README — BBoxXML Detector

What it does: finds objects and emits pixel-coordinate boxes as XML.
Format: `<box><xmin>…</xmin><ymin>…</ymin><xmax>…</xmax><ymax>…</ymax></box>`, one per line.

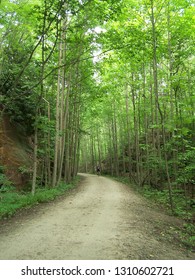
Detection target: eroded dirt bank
<box><xmin>0</xmin><ymin>174</ymin><xmax>194</xmax><ymax>260</ymax></box>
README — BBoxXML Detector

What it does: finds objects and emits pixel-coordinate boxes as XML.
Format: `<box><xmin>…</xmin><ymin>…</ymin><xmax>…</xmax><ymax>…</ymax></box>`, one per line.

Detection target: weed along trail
<box><xmin>0</xmin><ymin>174</ymin><xmax>194</xmax><ymax>260</ymax></box>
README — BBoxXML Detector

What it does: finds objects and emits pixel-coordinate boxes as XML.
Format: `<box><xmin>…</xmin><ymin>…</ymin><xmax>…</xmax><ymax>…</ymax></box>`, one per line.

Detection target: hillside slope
<box><xmin>0</xmin><ymin>115</ymin><xmax>33</xmax><ymax>190</ymax></box>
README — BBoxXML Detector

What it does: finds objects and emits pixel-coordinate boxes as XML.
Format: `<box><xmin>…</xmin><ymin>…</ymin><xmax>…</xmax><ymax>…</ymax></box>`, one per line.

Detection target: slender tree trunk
<box><xmin>125</xmin><ymin>83</ymin><xmax>133</xmax><ymax>180</ymax></box>
<box><xmin>151</xmin><ymin>0</ymin><xmax>161</xmax><ymax>158</ymax></box>
<box><xmin>52</xmin><ymin>20</ymin><xmax>64</xmax><ymax>187</ymax></box>
<box><xmin>112</xmin><ymin>103</ymin><xmax>119</xmax><ymax>176</ymax></box>
<box><xmin>91</xmin><ymin>134</ymin><xmax>95</xmax><ymax>173</ymax></box>
<box><xmin>97</xmin><ymin>128</ymin><xmax>102</xmax><ymax>169</ymax></box>
<box><xmin>32</xmin><ymin>116</ymin><xmax>38</xmax><ymax>195</ymax></box>
<box><xmin>161</xmin><ymin>119</ymin><xmax>174</xmax><ymax>212</ymax></box>
<box><xmin>64</xmin><ymin>115</ymin><xmax>70</xmax><ymax>183</ymax></box>
<box><xmin>57</xmin><ymin>70</ymin><xmax>70</xmax><ymax>185</ymax></box>
<box><xmin>131</xmin><ymin>74</ymin><xmax>141</xmax><ymax>185</ymax></box>
<box><xmin>142</xmin><ymin>62</ymin><xmax>150</xmax><ymax>183</ymax></box>
<box><xmin>31</xmin><ymin>2</ymin><xmax>47</xmax><ymax>193</ymax></box>
<box><xmin>43</xmin><ymin>97</ymin><xmax>51</xmax><ymax>186</ymax></box>
<box><xmin>108</xmin><ymin>124</ymin><xmax>114</xmax><ymax>176</ymax></box>
<box><xmin>72</xmin><ymin>96</ymin><xmax>81</xmax><ymax>178</ymax></box>
<box><xmin>167</xmin><ymin>1</ymin><xmax>178</xmax><ymax>181</ymax></box>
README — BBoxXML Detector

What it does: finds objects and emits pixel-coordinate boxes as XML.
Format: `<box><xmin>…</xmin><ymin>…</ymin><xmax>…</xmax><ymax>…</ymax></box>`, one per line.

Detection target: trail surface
<box><xmin>0</xmin><ymin>174</ymin><xmax>194</xmax><ymax>260</ymax></box>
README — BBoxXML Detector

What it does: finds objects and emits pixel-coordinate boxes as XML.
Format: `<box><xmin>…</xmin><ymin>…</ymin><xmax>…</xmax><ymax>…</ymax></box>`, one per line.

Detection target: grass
<box><xmin>0</xmin><ymin>177</ymin><xmax>79</xmax><ymax>219</ymax></box>
<box><xmin>109</xmin><ymin>175</ymin><xmax>195</xmax><ymax>250</ymax></box>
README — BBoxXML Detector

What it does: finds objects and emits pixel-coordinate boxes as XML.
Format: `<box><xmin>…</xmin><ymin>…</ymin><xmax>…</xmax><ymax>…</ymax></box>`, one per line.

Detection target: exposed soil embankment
<box><xmin>0</xmin><ymin>115</ymin><xmax>33</xmax><ymax>189</ymax></box>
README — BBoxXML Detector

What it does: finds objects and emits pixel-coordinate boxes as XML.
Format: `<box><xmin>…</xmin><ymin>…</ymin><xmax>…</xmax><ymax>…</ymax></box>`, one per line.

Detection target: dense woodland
<box><xmin>0</xmin><ymin>0</ymin><xmax>195</xmax><ymax>213</ymax></box>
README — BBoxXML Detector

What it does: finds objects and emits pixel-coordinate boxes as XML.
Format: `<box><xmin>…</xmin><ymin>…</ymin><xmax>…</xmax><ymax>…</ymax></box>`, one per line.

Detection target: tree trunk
<box><xmin>52</xmin><ymin>19</ymin><xmax>64</xmax><ymax>187</ymax></box>
<box><xmin>125</xmin><ymin>83</ymin><xmax>133</xmax><ymax>180</ymax></box>
<box><xmin>150</xmin><ymin>0</ymin><xmax>161</xmax><ymax>158</ymax></box>
<box><xmin>131</xmin><ymin>73</ymin><xmax>141</xmax><ymax>185</ymax></box>
<box><xmin>31</xmin><ymin>119</ymin><xmax>38</xmax><ymax>195</ymax></box>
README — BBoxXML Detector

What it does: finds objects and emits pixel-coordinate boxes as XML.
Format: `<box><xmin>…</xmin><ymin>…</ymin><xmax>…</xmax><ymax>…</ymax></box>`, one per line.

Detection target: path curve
<box><xmin>0</xmin><ymin>174</ymin><xmax>194</xmax><ymax>260</ymax></box>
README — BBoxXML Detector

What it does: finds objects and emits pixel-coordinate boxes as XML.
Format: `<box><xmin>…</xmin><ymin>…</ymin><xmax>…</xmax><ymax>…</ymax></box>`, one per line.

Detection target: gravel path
<box><xmin>0</xmin><ymin>174</ymin><xmax>194</xmax><ymax>260</ymax></box>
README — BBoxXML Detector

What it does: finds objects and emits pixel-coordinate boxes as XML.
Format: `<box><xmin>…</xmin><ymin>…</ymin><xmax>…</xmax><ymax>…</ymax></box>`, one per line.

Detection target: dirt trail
<box><xmin>0</xmin><ymin>174</ymin><xmax>194</xmax><ymax>260</ymax></box>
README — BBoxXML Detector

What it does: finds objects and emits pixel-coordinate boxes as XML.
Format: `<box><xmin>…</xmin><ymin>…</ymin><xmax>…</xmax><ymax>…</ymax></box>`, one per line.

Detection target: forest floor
<box><xmin>0</xmin><ymin>174</ymin><xmax>194</xmax><ymax>260</ymax></box>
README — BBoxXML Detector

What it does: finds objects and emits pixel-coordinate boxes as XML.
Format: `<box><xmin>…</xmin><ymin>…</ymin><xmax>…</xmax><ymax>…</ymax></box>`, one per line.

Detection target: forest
<box><xmin>0</xmin><ymin>0</ymin><xmax>194</xmax><ymax>222</ymax></box>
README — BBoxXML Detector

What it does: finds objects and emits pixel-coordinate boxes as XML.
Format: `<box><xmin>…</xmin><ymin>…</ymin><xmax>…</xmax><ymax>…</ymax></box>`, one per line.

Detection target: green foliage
<box><xmin>0</xmin><ymin>180</ymin><xmax>77</xmax><ymax>219</ymax></box>
<box><xmin>0</xmin><ymin>167</ymin><xmax>14</xmax><ymax>191</ymax></box>
<box><xmin>1</xmin><ymin>0</ymin><xmax>195</xmax><ymax>209</ymax></box>
<box><xmin>180</xmin><ymin>223</ymin><xmax>195</xmax><ymax>248</ymax></box>
<box><xmin>142</xmin><ymin>186</ymin><xmax>194</xmax><ymax>218</ymax></box>
<box><xmin>140</xmin><ymin>188</ymin><xmax>195</xmax><ymax>248</ymax></box>
<box><xmin>18</xmin><ymin>165</ymin><xmax>30</xmax><ymax>174</ymax></box>
<box><xmin>177</xmin><ymin>147</ymin><xmax>195</xmax><ymax>185</ymax></box>
<box><xmin>111</xmin><ymin>176</ymin><xmax>195</xmax><ymax>249</ymax></box>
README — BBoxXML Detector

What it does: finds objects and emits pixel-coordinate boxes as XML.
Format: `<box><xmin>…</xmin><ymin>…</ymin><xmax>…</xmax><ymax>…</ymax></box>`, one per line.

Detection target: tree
<box><xmin>1</xmin><ymin>0</ymin><xmax>194</xmax><ymax>214</ymax></box>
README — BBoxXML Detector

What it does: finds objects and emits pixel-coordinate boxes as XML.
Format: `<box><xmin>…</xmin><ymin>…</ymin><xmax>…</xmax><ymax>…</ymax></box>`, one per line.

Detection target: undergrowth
<box><xmin>111</xmin><ymin>176</ymin><xmax>195</xmax><ymax>250</ymax></box>
<box><xmin>0</xmin><ymin>177</ymin><xmax>79</xmax><ymax>219</ymax></box>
